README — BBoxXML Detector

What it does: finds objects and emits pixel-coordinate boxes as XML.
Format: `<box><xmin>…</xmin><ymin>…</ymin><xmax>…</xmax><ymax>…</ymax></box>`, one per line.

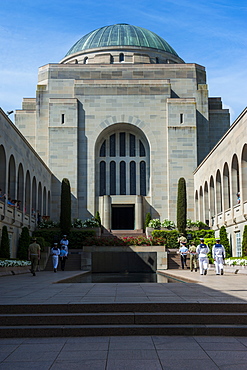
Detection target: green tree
<box><xmin>145</xmin><ymin>212</ymin><xmax>151</xmax><ymax>228</ymax></box>
<box><xmin>0</xmin><ymin>226</ymin><xmax>10</xmax><ymax>258</ymax></box>
<box><xmin>177</xmin><ymin>177</ymin><xmax>187</xmax><ymax>234</ymax></box>
<box><xmin>60</xmin><ymin>178</ymin><xmax>71</xmax><ymax>235</ymax></box>
<box><xmin>242</xmin><ymin>225</ymin><xmax>247</xmax><ymax>256</ymax></box>
<box><xmin>219</xmin><ymin>225</ymin><xmax>231</xmax><ymax>258</ymax></box>
<box><xmin>95</xmin><ymin>211</ymin><xmax>101</xmax><ymax>227</ymax></box>
<box><xmin>17</xmin><ymin>227</ymin><xmax>30</xmax><ymax>260</ymax></box>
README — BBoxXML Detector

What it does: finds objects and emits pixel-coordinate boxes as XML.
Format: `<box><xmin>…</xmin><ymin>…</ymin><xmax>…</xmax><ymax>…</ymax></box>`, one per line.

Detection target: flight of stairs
<box><xmin>1</xmin><ymin>302</ymin><xmax>247</xmax><ymax>337</ymax></box>
<box><xmin>45</xmin><ymin>252</ymin><xmax>81</xmax><ymax>271</ymax></box>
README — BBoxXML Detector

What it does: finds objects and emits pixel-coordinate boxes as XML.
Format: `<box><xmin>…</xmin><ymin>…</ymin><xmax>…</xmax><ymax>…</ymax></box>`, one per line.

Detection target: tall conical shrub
<box><xmin>60</xmin><ymin>178</ymin><xmax>71</xmax><ymax>235</ymax></box>
<box><xmin>177</xmin><ymin>177</ymin><xmax>187</xmax><ymax>234</ymax></box>
<box><xmin>0</xmin><ymin>226</ymin><xmax>10</xmax><ymax>258</ymax></box>
<box><xmin>145</xmin><ymin>212</ymin><xmax>151</xmax><ymax>228</ymax></box>
<box><xmin>242</xmin><ymin>225</ymin><xmax>247</xmax><ymax>256</ymax></box>
<box><xmin>95</xmin><ymin>211</ymin><xmax>101</xmax><ymax>227</ymax></box>
<box><xmin>17</xmin><ymin>227</ymin><xmax>30</xmax><ymax>260</ymax></box>
<box><xmin>219</xmin><ymin>225</ymin><xmax>231</xmax><ymax>258</ymax></box>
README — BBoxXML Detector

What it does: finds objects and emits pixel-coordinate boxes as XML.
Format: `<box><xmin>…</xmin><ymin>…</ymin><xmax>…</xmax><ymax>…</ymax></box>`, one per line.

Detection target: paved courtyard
<box><xmin>0</xmin><ymin>268</ymin><xmax>247</xmax><ymax>369</ymax></box>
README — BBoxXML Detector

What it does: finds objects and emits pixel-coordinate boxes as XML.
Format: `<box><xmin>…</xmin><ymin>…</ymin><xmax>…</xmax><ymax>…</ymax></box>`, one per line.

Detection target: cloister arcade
<box><xmin>194</xmin><ymin>108</ymin><xmax>247</xmax><ymax>256</ymax></box>
<box><xmin>0</xmin><ymin>109</ymin><xmax>53</xmax><ymax>257</ymax></box>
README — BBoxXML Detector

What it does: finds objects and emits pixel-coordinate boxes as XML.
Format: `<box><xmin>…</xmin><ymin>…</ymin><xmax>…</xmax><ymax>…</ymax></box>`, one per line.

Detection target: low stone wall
<box><xmin>82</xmin><ymin>246</ymin><xmax>167</xmax><ymax>272</ymax></box>
<box><xmin>0</xmin><ymin>266</ymin><xmax>31</xmax><ymax>277</ymax></box>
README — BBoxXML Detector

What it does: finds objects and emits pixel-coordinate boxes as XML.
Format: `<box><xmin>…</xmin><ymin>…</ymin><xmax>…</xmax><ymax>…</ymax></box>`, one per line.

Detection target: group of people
<box><xmin>28</xmin><ymin>235</ymin><xmax>69</xmax><ymax>276</ymax></box>
<box><xmin>178</xmin><ymin>234</ymin><xmax>226</xmax><ymax>276</ymax></box>
<box><xmin>50</xmin><ymin>235</ymin><xmax>69</xmax><ymax>272</ymax></box>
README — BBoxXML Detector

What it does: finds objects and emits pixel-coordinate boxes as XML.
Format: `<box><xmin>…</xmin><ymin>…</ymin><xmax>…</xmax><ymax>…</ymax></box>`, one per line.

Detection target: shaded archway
<box><xmin>8</xmin><ymin>155</ymin><xmax>16</xmax><ymax>199</ymax></box>
<box><xmin>17</xmin><ymin>164</ymin><xmax>24</xmax><ymax>210</ymax></box>
<box><xmin>241</xmin><ymin>144</ymin><xmax>247</xmax><ymax>203</ymax></box>
<box><xmin>25</xmin><ymin>171</ymin><xmax>31</xmax><ymax>214</ymax></box>
<box><xmin>0</xmin><ymin>145</ymin><xmax>7</xmax><ymax>195</ymax></box>
<box><xmin>216</xmin><ymin>170</ymin><xmax>222</xmax><ymax>214</ymax></box>
<box><xmin>210</xmin><ymin>176</ymin><xmax>215</xmax><ymax>217</ymax></box>
<box><xmin>223</xmin><ymin>162</ymin><xmax>230</xmax><ymax>210</ymax></box>
<box><xmin>231</xmin><ymin>154</ymin><xmax>240</xmax><ymax>205</ymax></box>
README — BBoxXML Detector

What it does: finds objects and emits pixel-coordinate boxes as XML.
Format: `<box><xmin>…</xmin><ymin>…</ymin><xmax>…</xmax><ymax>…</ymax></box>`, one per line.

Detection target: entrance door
<box><xmin>112</xmin><ymin>205</ymin><xmax>134</xmax><ymax>230</ymax></box>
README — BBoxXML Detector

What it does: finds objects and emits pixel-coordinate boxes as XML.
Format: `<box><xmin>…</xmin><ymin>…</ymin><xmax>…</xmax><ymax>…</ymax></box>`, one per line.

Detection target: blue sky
<box><xmin>0</xmin><ymin>0</ymin><xmax>246</xmax><ymax>122</ymax></box>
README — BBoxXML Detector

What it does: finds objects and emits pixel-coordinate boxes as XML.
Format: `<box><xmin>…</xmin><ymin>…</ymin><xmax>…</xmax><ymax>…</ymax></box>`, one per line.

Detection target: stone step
<box><xmin>1</xmin><ymin>324</ymin><xmax>247</xmax><ymax>338</ymax></box>
<box><xmin>2</xmin><ymin>312</ymin><xmax>247</xmax><ymax>326</ymax></box>
<box><xmin>1</xmin><ymin>302</ymin><xmax>247</xmax><ymax>337</ymax></box>
<box><xmin>1</xmin><ymin>302</ymin><xmax>247</xmax><ymax>314</ymax></box>
<box><xmin>45</xmin><ymin>253</ymin><xmax>81</xmax><ymax>271</ymax></box>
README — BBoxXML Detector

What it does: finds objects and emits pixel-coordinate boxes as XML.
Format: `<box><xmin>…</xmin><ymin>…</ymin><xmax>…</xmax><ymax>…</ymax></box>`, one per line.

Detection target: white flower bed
<box><xmin>0</xmin><ymin>260</ymin><xmax>31</xmax><ymax>267</ymax></box>
<box><xmin>225</xmin><ymin>258</ymin><xmax>247</xmax><ymax>266</ymax></box>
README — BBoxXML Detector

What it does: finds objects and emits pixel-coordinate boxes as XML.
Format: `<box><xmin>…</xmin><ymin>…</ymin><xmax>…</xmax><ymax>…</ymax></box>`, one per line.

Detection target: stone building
<box><xmin>0</xmin><ymin>109</ymin><xmax>53</xmax><ymax>257</ymax></box>
<box><xmin>15</xmin><ymin>23</ymin><xmax>230</xmax><ymax>231</ymax></box>
<box><xmin>194</xmin><ymin>107</ymin><xmax>247</xmax><ymax>256</ymax></box>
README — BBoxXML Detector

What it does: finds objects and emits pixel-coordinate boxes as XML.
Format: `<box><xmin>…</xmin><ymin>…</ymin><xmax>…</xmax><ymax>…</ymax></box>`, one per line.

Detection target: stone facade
<box><xmin>194</xmin><ymin>108</ymin><xmax>247</xmax><ymax>256</ymax></box>
<box><xmin>14</xmin><ymin>25</ymin><xmax>230</xmax><ymax>231</ymax></box>
<box><xmin>0</xmin><ymin>109</ymin><xmax>53</xmax><ymax>257</ymax></box>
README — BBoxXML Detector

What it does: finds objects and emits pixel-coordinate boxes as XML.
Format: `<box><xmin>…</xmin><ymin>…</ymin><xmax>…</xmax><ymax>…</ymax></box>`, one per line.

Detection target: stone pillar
<box><xmin>135</xmin><ymin>195</ymin><xmax>143</xmax><ymax>230</ymax></box>
<box><xmin>103</xmin><ymin>195</ymin><xmax>111</xmax><ymax>230</ymax></box>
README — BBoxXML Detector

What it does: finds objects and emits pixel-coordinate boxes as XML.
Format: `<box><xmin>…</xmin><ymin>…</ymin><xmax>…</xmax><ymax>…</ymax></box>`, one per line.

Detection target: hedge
<box><xmin>33</xmin><ymin>228</ymin><xmax>96</xmax><ymax>248</ymax></box>
<box><xmin>152</xmin><ymin>229</ymin><xmax>215</xmax><ymax>249</ymax></box>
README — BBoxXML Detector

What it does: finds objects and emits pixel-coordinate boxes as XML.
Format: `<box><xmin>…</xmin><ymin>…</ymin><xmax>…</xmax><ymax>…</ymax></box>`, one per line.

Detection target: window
<box><xmin>61</xmin><ymin>114</ymin><xmax>65</xmax><ymax>124</ymax></box>
<box><xmin>97</xmin><ymin>130</ymin><xmax>149</xmax><ymax>197</ymax></box>
<box><xmin>236</xmin><ymin>232</ymin><xmax>241</xmax><ymax>257</ymax></box>
<box><xmin>83</xmin><ymin>57</ymin><xmax>88</xmax><ymax>64</ymax></box>
<box><xmin>119</xmin><ymin>53</ymin><xmax>124</xmax><ymax>62</ymax></box>
<box><xmin>180</xmin><ymin>113</ymin><xmax>184</xmax><ymax>124</ymax></box>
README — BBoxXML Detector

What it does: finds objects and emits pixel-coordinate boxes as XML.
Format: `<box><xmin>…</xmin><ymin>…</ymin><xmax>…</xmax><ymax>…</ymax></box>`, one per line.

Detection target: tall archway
<box><xmin>43</xmin><ymin>187</ymin><xmax>47</xmax><ymax>215</ymax></box>
<box><xmin>32</xmin><ymin>177</ymin><xmax>37</xmax><ymax>215</ymax></box>
<box><xmin>0</xmin><ymin>145</ymin><xmax>7</xmax><ymax>195</ymax></box>
<box><xmin>96</xmin><ymin>123</ymin><xmax>150</xmax><ymax>197</ymax></box>
<box><xmin>25</xmin><ymin>171</ymin><xmax>31</xmax><ymax>214</ymax></box>
<box><xmin>210</xmin><ymin>176</ymin><xmax>215</xmax><ymax>217</ymax></box>
<box><xmin>8</xmin><ymin>155</ymin><xmax>16</xmax><ymax>199</ymax></box>
<box><xmin>241</xmin><ymin>144</ymin><xmax>247</xmax><ymax>203</ymax></box>
<box><xmin>195</xmin><ymin>190</ymin><xmax>199</xmax><ymax>221</ymax></box>
<box><xmin>204</xmin><ymin>182</ymin><xmax>209</xmax><ymax>225</ymax></box>
<box><xmin>17</xmin><ymin>164</ymin><xmax>24</xmax><ymax>209</ymax></box>
<box><xmin>223</xmin><ymin>162</ymin><xmax>230</xmax><ymax>210</ymax></box>
<box><xmin>231</xmin><ymin>154</ymin><xmax>240</xmax><ymax>205</ymax></box>
<box><xmin>216</xmin><ymin>170</ymin><xmax>222</xmax><ymax>214</ymax></box>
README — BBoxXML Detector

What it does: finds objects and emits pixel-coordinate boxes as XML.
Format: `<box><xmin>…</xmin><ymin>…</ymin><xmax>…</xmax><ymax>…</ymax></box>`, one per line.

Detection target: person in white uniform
<box><xmin>196</xmin><ymin>238</ymin><xmax>210</xmax><ymax>275</ymax></box>
<box><xmin>51</xmin><ymin>243</ymin><xmax>60</xmax><ymax>272</ymax></box>
<box><xmin>60</xmin><ymin>235</ymin><xmax>69</xmax><ymax>253</ymax></box>
<box><xmin>212</xmin><ymin>239</ymin><xmax>225</xmax><ymax>275</ymax></box>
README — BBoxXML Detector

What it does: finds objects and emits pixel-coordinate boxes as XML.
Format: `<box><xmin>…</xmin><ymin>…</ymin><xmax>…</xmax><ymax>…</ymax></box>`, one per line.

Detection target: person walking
<box><xmin>59</xmin><ymin>246</ymin><xmax>68</xmax><ymax>271</ymax></box>
<box><xmin>179</xmin><ymin>242</ymin><xmax>188</xmax><ymax>269</ymax></box>
<box><xmin>196</xmin><ymin>238</ymin><xmax>210</xmax><ymax>275</ymax></box>
<box><xmin>60</xmin><ymin>235</ymin><xmax>69</xmax><ymax>253</ymax></box>
<box><xmin>51</xmin><ymin>243</ymin><xmax>60</xmax><ymax>272</ymax></box>
<box><xmin>189</xmin><ymin>241</ymin><xmax>198</xmax><ymax>272</ymax></box>
<box><xmin>212</xmin><ymin>238</ymin><xmax>226</xmax><ymax>275</ymax></box>
<box><xmin>28</xmin><ymin>238</ymin><xmax>41</xmax><ymax>276</ymax></box>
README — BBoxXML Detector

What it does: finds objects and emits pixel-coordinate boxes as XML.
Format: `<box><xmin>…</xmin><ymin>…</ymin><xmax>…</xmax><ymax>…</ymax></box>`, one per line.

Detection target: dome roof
<box><xmin>65</xmin><ymin>23</ymin><xmax>179</xmax><ymax>57</ymax></box>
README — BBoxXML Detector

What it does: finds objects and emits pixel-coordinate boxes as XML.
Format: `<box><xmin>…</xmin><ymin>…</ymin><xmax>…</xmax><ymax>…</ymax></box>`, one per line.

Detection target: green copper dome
<box><xmin>65</xmin><ymin>24</ymin><xmax>179</xmax><ymax>57</ymax></box>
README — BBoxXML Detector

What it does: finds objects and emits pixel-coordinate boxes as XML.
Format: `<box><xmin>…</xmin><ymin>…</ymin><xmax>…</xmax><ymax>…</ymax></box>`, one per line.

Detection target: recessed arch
<box><xmin>241</xmin><ymin>144</ymin><xmax>247</xmax><ymax>203</ymax></box>
<box><xmin>231</xmin><ymin>154</ymin><xmax>240</xmax><ymax>205</ymax></box>
<box><xmin>8</xmin><ymin>155</ymin><xmax>16</xmax><ymax>199</ymax></box>
<box><xmin>0</xmin><ymin>145</ymin><xmax>7</xmax><ymax>195</ymax></box>
<box><xmin>17</xmin><ymin>163</ymin><xmax>24</xmax><ymax>209</ymax></box>
<box><xmin>32</xmin><ymin>177</ymin><xmax>37</xmax><ymax>215</ymax></box>
<box><xmin>25</xmin><ymin>171</ymin><xmax>31</xmax><ymax>214</ymax></box>
<box><xmin>216</xmin><ymin>170</ymin><xmax>222</xmax><ymax>213</ymax></box>
<box><xmin>210</xmin><ymin>176</ymin><xmax>215</xmax><ymax>217</ymax></box>
<box><xmin>204</xmin><ymin>182</ymin><xmax>209</xmax><ymax>225</ymax></box>
<box><xmin>223</xmin><ymin>162</ymin><xmax>230</xmax><ymax>209</ymax></box>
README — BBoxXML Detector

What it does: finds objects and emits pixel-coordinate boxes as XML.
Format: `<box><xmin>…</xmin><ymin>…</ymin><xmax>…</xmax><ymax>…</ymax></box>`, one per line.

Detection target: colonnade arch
<box><xmin>0</xmin><ymin>144</ymin><xmax>51</xmax><ymax>217</ymax></box>
<box><xmin>194</xmin><ymin>144</ymin><xmax>247</xmax><ymax>225</ymax></box>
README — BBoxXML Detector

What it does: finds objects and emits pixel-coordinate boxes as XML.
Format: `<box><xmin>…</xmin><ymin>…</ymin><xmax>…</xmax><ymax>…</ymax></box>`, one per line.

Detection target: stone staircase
<box><xmin>1</xmin><ymin>302</ymin><xmax>247</xmax><ymax>337</ymax></box>
<box><xmin>45</xmin><ymin>251</ymin><xmax>81</xmax><ymax>271</ymax></box>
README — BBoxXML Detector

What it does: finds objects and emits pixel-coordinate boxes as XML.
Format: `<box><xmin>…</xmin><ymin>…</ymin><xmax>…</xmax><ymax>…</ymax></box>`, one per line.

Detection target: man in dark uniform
<box><xmin>28</xmin><ymin>238</ymin><xmax>41</xmax><ymax>276</ymax></box>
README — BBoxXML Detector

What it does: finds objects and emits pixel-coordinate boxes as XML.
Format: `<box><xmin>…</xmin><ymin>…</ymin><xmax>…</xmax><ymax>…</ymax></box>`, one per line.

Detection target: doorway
<box><xmin>111</xmin><ymin>205</ymin><xmax>134</xmax><ymax>230</ymax></box>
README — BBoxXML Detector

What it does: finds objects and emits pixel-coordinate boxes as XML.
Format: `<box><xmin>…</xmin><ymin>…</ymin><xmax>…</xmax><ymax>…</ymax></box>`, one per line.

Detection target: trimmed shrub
<box><xmin>177</xmin><ymin>177</ymin><xmax>187</xmax><ymax>234</ymax></box>
<box><xmin>17</xmin><ymin>227</ymin><xmax>30</xmax><ymax>260</ymax></box>
<box><xmin>60</xmin><ymin>178</ymin><xmax>71</xmax><ymax>236</ymax></box>
<box><xmin>219</xmin><ymin>226</ymin><xmax>231</xmax><ymax>258</ymax></box>
<box><xmin>152</xmin><ymin>230</ymin><xmax>179</xmax><ymax>249</ymax></box>
<box><xmin>242</xmin><ymin>225</ymin><xmax>247</xmax><ymax>256</ymax></box>
<box><xmin>33</xmin><ymin>228</ymin><xmax>96</xmax><ymax>249</ymax></box>
<box><xmin>0</xmin><ymin>226</ymin><xmax>10</xmax><ymax>258</ymax></box>
<box><xmin>145</xmin><ymin>212</ymin><xmax>151</xmax><ymax>228</ymax></box>
<box><xmin>95</xmin><ymin>211</ymin><xmax>101</xmax><ymax>227</ymax></box>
